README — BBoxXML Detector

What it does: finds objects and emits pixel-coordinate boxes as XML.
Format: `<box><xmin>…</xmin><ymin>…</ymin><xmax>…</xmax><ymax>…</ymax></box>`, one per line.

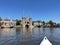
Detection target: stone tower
<box><xmin>22</xmin><ymin>13</ymin><xmax>32</xmax><ymax>28</ymax></box>
<box><xmin>22</xmin><ymin>16</ymin><xmax>25</xmax><ymax>28</ymax></box>
<box><xmin>29</xmin><ymin>13</ymin><xmax>32</xmax><ymax>28</ymax></box>
<box><xmin>29</xmin><ymin>17</ymin><xmax>32</xmax><ymax>28</ymax></box>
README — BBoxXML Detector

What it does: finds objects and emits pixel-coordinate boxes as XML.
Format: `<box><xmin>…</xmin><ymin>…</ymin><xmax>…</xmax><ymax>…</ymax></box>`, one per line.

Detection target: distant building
<box><xmin>33</xmin><ymin>21</ymin><xmax>43</xmax><ymax>26</ymax></box>
<box><xmin>0</xmin><ymin>19</ymin><xmax>16</xmax><ymax>28</ymax></box>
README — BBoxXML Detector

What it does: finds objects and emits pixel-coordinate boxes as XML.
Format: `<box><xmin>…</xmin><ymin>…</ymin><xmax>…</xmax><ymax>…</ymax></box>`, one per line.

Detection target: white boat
<box><xmin>40</xmin><ymin>36</ymin><xmax>52</xmax><ymax>45</ymax></box>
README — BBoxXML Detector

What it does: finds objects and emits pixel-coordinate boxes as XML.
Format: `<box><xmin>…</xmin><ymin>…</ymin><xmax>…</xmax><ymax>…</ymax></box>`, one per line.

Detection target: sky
<box><xmin>0</xmin><ymin>0</ymin><xmax>60</xmax><ymax>23</ymax></box>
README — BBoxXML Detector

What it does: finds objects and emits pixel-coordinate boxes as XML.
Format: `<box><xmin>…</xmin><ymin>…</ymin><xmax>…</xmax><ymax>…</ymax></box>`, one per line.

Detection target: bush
<box><xmin>16</xmin><ymin>19</ymin><xmax>21</xmax><ymax>25</ymax></box>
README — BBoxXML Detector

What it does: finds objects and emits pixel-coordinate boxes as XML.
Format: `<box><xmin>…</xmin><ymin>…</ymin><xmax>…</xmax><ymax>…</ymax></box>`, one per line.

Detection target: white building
<box><xmin>0</xmin><ymin>19</ymin><xmax>16</xmax><ymax>28</ymax></box>
<box><xmin>33</xmin><ymin>21</ymin><xmax>43</xmax><ymax>26</ymax></box>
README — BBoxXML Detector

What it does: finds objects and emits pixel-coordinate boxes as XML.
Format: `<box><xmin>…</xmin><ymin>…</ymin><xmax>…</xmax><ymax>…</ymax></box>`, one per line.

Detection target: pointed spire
<box><xmin>22</xmin><ymin>10</ymin><xmax>25</xmax><ymax>18</ymax></box>
<box><xmin>11</xmin><ymin>18</ymin><xmax>12</xmax><ymax>22</ymax></box>
<box><xmin>30</xmin><ymin>12</ymin><xmax>32</xmax><ymax>18</ymax></box>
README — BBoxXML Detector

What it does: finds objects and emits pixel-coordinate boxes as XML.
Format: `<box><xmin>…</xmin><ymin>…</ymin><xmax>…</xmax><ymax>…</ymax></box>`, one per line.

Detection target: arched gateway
<box><xmin>22</xmin><ymin>16</ymin><xmax>32</xmax><ymax>28</ymax></box>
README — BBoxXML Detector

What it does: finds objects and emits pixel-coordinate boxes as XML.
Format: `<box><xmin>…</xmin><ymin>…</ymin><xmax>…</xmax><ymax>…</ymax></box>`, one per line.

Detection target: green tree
<box><xmin>16</xmin><ymin>19</ymin><xmax>21</xmax><ymax>25</ymax></box>
<box><xmin>48</xmin><ymin>20</ymin><xmax>54</xmax><ymax>26</ymax></box>
<box><xmin>42</xmin><ymin>21</ymin><xmax>45</xmax><ymax>25</ymax></box>
<box><xmin>0</xmin><ymin>17</ymin><xmax>2</xmax><ymax>21</ymax></box>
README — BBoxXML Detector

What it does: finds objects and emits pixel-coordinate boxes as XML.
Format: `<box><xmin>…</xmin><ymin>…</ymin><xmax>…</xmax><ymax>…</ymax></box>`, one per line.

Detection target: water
<box><xmin>0</xmin><ymin>27</ymin><xmax>60</xmax><ymax>45</ymax></box>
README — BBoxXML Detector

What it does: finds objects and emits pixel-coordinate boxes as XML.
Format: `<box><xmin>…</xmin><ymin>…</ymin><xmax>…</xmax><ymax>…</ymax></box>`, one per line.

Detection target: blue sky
<box><xmin>0</xmin><ymin>0</ymin><xmax>60</xmax><ymax>23</ymax></box>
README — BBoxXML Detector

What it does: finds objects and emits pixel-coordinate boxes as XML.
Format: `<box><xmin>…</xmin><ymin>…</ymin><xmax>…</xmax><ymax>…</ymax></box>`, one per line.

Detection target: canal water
<box><xmin>0</xmin><ymin>27</ymin><xmax>60</xmax><ymax>45</ymax></box>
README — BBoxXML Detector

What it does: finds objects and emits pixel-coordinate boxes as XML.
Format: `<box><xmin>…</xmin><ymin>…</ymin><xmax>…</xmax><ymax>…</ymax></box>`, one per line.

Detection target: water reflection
<box><xmin>0</xmin><ymin>28</ymin><xmax>16</xmax><ymax>38</ymax></box>
<box><xmin>22</xmin><ymin>28</ymin><xmax>26</xmax><ymax>40</ymax></box>
<box><xmin>0</xmin><ymin>27</ymin><xmax>60</xmax><ymax>45</ymax></box>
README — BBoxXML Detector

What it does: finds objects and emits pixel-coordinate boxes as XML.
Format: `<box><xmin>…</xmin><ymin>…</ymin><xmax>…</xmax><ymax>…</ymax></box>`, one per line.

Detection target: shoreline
<box><xmin>0</xmin><ymin>26</ymin><xmax>60</xmax><ymax>28</ymax></box>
